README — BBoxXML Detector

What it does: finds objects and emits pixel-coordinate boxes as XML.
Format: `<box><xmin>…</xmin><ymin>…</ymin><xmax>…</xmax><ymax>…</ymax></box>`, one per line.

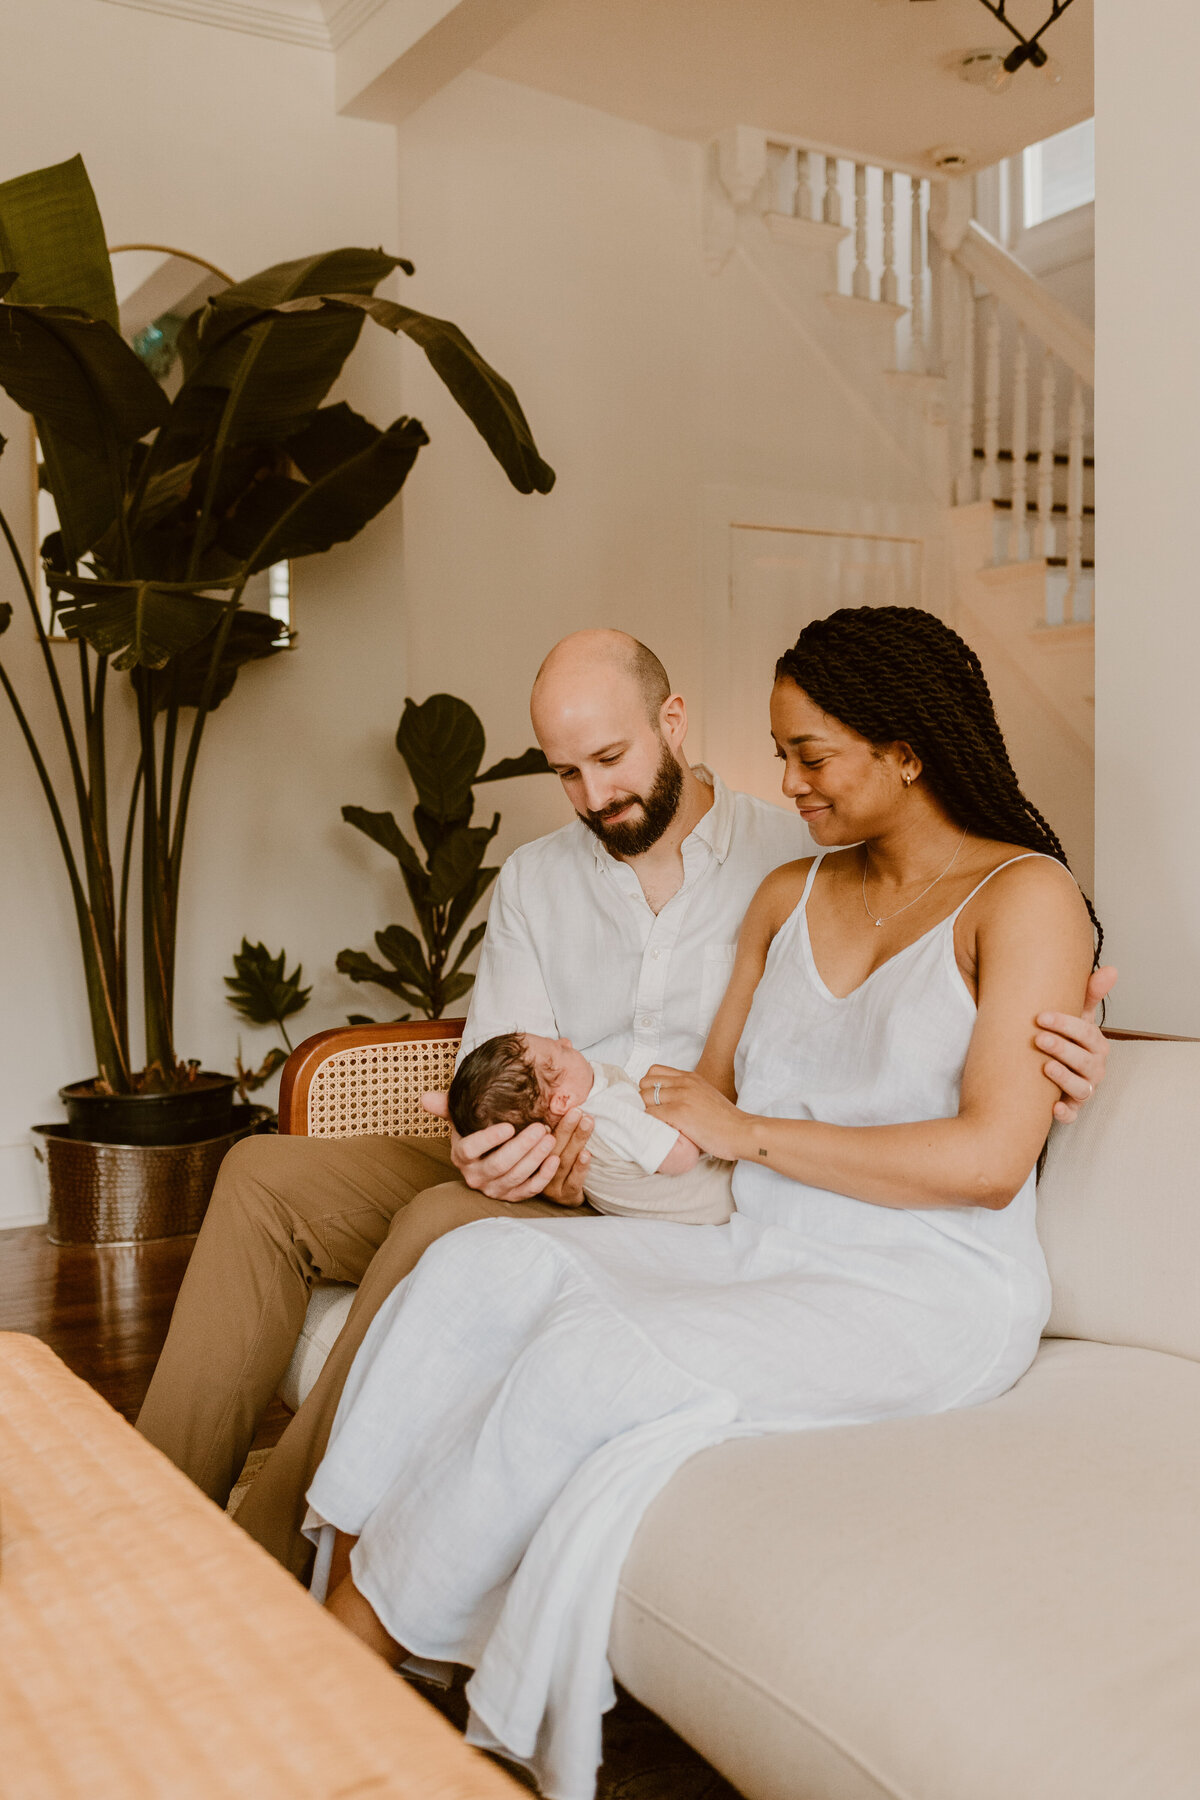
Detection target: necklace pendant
<box><xmin>874</xmin><ymin>918</ymin><xmax>883</xmax><ymax>928</ymax></box>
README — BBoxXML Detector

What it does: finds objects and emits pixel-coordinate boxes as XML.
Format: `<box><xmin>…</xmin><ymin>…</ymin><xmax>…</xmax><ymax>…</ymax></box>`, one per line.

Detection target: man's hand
<box><xmin>420</xmin><ymin>1091</ymin><xmax>592</xmax><ymax>1204</ymax></box>
<box><xmin>1036</xmin><ymin>964</ymin><xmax>1118</xmax><ymax>1124</ymax></box>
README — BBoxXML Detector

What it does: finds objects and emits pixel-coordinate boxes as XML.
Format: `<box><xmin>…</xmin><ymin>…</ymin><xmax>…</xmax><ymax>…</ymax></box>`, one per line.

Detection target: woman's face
<box><xmin>769</xmin><ymin>678</ymin><xmax>905</xmax><ymax>845</ymax></box>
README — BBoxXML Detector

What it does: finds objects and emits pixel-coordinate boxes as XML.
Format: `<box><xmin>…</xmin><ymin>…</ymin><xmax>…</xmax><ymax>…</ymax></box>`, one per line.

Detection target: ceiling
<box><xmin>476</xmin><ymin>0</ymin><xmax>1093</xmax><ymax>171</ymax></box>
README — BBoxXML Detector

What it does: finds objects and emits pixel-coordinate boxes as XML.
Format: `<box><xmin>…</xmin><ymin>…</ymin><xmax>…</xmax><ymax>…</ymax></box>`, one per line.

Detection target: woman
<box><xmin>305</xmin><ymin>607</ymin><xmax>1099</xmax><ymax>1800</ymax></box>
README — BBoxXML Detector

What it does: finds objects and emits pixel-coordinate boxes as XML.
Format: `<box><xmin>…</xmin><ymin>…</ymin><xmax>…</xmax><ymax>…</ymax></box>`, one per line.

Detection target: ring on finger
<box><xmin>652</xmin><ymin>1082</ymin><xmax>662</xmax><ymax>1105</ymax></box>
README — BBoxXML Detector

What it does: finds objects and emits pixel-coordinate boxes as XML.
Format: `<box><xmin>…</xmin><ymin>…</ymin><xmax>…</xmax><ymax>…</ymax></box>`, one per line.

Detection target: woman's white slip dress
<box><xmin>305</xmin><ymin>854</ymin><xmax>1054</xmax><ymax>1800</ymax></box>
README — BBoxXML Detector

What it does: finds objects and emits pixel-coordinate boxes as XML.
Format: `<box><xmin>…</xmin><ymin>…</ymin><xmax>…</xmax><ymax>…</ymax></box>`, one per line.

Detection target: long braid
<box><xmin>775</xmin><ymin>607</ymin><xmax>1103</xmax><ymax>960</ymax></box>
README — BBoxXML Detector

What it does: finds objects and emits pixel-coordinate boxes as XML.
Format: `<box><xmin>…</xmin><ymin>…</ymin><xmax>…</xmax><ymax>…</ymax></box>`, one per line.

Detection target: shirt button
<box><xmin>650</xmin><ymin>949</ymin><xmax>660</xmax><ymax>960</ymax></box>
<box><xmin>640</xmin><ymin>1016</ymin><xmax>654</xmax><ymax>1028</ymax></box>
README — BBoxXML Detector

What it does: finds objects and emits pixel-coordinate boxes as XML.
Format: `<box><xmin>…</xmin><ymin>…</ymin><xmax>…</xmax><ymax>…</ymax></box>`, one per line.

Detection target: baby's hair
<box><xmin>448</xmin><ymin>1033</ymin><xmax>547</xmax><ymax>1139</ymax></box>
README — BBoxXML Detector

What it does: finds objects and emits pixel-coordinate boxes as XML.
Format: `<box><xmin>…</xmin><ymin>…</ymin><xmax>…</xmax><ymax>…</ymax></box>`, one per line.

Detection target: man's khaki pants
<box><xmin>135</xmin><ymin>1131</ymin><xmax>575</xmax><ymax>1579</ymax></box>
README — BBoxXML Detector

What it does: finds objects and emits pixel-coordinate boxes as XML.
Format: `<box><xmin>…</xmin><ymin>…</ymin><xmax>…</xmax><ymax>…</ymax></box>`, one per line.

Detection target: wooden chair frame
<box><xmin>277</xmin><ymin>1020</ymin><xmax>465</xmax><ymax>1138</ymax></box>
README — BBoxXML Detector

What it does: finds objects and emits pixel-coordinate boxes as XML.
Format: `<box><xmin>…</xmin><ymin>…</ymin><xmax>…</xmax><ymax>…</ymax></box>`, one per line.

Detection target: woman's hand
<box><xmin>640</xmin><ymin>1066</ymin><xmax>747</xmax><ymax>1162</ymax></box>
<box><xmin>1036</xmin><ymin>964</ymin><xmax>1118</xmax><ymax>1123</ymax></box>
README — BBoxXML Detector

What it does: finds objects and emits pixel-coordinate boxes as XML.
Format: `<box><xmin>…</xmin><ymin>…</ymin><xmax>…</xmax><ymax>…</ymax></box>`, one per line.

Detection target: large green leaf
<box><xmin>396</xmin><ymin>694</ymin><xmax>485</xmax><ymax>821</ymax></box>
<box><xmin>0</xmin><ymin>155</ymin><xmax>118</xmax><ymax>328</ymax></box>
<box><xmin>445</xmin><ymin>865</ymin><xmax>499</xmax><ymax>947</ymax></box>
<box><xmin>140</xmin><ymin>608</ymin><xmax>287</xmax><ymax>711</ymax></box>
<box><xmin>232</xmin><ymin>293</ymin><xmax>555</xmax><ymax>496</ymax></box>
<box><xmin>176</xmin><ymin>251</ymin><xmax>410</xmax><ymax>447</ymax></box>
<box><xmin>476</xmin><ymin>746</ymin><xmax>552</xmax><ymax>783</ymax></box>
<box><xmin>335</xmin><ymin>946</ymin><xmax>428</xmax><ymax>1009</ymax></box>
<box><xmin>219</xmin><ymin>413</ymin><xmax>428</xmax><ymax>572</ymax></box>
<box><xmin>215</xmin><ymin>248</ymin><xmax>410</xmax><ymax>312</ymax></box>
<box><xmin>373</xmin><ymin>924</ymin><xmax>430</xmax><ymax>990</ymax></box>
<box><xmin>55</xmin><ymin>576</ymin><xmax>229</xmax><ymax>671</ymax></box>
<box><xmin>340</xmin><ymin>803</ymin><xmax>429</xmax><ymax>894</ymax></box>
<box><xmin>427</xmin><ymin>817</ymin><xmax>499</xmax><ymax>907</ymax></box>
<box><xmin>0</xmin><ymin>303</ymin><xmax>170</xmax><ymax>558</ymax></box>
<box><xmin>448</xmin><ymin>920</ymin><xmax>487</xmax><ymax>976</ymax></box>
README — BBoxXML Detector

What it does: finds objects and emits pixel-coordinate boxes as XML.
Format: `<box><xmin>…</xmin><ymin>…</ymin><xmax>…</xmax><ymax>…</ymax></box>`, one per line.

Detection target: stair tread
<box><xmin>973</xmin><ymin>448</ymin><xmax>1095</xmax><ymax>469</ymax></box>
<box><xmin>992</xmin><ymin>499</ymin><xmax>1095</xmax><ymax>515</ymax></box>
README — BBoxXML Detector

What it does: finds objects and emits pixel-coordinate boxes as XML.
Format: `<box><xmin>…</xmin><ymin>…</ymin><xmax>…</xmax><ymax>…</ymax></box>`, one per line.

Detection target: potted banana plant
<box><xmin>0</xmin><ymin>155</ymin><xmax>553</xmax><ymax>1236</ymax></box>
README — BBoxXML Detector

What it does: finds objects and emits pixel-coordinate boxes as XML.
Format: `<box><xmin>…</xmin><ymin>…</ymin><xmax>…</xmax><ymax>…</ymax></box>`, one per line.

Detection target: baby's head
<box><xmin>448</xmin><ymin>1032</ymin><xmax>594</xmax><ymax>1139</ymax></box>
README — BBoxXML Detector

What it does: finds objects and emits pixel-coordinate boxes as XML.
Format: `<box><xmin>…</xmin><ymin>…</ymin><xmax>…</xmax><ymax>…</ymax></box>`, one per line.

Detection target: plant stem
<box><xmin>117</xmin><ymin>754</ymin><xmax>143</xmax><ymax>1049</ymax></box>
<box><xmin>0</xmin><ymin>655</ymin><xmax>129</xmax><ymax>1088</ymax></box>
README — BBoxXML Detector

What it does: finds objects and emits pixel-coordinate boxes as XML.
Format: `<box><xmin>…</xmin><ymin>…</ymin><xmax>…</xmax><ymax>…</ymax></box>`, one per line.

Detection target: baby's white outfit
<box><xmin>579</xmin><ymin>1060</ymin><xmax>734</xmax><ymax>1225</ymax></box>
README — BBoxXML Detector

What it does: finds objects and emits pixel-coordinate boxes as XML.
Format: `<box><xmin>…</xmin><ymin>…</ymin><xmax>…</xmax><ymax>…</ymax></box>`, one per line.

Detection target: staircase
<box><xmin>707</xmin><ymin>129</ymin><xmax>1095</xmax><ymax>883</ymax></box>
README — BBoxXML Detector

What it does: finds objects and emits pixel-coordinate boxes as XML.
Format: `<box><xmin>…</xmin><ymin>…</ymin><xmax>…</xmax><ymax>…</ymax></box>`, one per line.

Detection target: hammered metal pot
<box><xmin>32</xmin><ymin>1107</ymin><xmax>273</xmax><ymax>1245</ymax></box>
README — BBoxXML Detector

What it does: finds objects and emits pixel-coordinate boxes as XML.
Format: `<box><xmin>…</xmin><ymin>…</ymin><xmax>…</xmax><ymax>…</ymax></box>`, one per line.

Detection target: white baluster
<box><xmin>910</xmin><ymin>177</ymin><xmax>926</xmax><ymax>373</ymax></box>
<box><xmin>1009</xmin><ymin>326</ymin><xmax>1030</xmax><ymax>561</ymax></box>
<box><xmin>823</xmin><ymin>155</ymin><xmax>842</xmax><ymax>227</ymax></box>
<box><xmin>1066</xmin><ymin>373</ymin><xmax>1085</xmax><ymax>618</ymax></box>
<box><xmin>955</xmin><ymin>275</ymin><xmax>976</xmax><ymax>504</ymax></box>
<box><xmin>794</xmin><ymin>149</ymin><xmax>814</xmax><ymax>222</ymax></box>
<box><xmin>880</xmin><ymin>170</ymin><xmax>898</xmax><ymax>304</ymax></box>
<box><xmin>981</xmin><ymin>294</ymin><xmax>1001</xmax><ymax>503</ymax></box>
<box><xmin>1034</xmin><ymin>350</ymin><xmax>1057</xmax><ymax>559</ymax></box>
<box><xmin>852</xmin><ymin>164</ymin><xmax>871</xmax><ymax>299</ymax></box>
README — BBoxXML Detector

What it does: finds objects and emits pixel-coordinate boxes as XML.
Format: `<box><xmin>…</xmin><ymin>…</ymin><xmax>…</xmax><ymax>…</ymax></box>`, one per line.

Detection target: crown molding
<box><xmin>99</xmin><ymin>0</ymin><xmax>332</xmax><ymax>49</ymax></box>
<box><xmin>325</xmin><ymin>0</ymin><xmax>390</xmax><ymax>49</ymax></box>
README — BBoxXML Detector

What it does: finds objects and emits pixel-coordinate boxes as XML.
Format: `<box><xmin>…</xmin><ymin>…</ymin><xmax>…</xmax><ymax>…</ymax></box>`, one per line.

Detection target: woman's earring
<box><xmin>902</xmin><ymin>774</ymin><xmax>913</xmax><ymax>787</ymax></box>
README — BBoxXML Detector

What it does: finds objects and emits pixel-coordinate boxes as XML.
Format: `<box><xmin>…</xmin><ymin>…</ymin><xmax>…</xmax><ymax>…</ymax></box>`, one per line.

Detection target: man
<box><xmin>137</xmin><ymin>630</ymin><xmax>1113</xmax><ymax>1576</ymax></box>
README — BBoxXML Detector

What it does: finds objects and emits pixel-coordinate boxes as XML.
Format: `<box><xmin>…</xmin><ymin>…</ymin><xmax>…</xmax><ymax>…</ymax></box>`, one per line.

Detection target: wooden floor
<box><xmin>0</xmin><ymin>1223</ymin><xmax>289</xmax><ymax>1448</ymax></box>
<box><xmin>0</xmin><ymin>1221</ymin><xmax>738</xmax><ymax>1799</ymax></box>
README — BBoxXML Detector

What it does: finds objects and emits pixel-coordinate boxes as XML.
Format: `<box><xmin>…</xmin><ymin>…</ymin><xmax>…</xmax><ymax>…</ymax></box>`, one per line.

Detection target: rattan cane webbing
<box><xmin>307</xmin><ymin>1036</ymin><xmax>461</xmax><ymax>1139</ymax></box>
<box><xmin>0</xmin><ymin>1333</ymin><xmax>523</xmax><ymax>1800</ymax></box>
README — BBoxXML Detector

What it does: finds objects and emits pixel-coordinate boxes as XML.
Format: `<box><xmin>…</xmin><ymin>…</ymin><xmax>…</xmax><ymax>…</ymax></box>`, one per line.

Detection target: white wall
<box><xmin>1094</xmin><ymin>0</ymin><xmax>1200</xmax><ymax>1031</ymax></box>
<box><xmin>0</xmin><ymin>0</ymin><xmax>408</xmax><ymax>1222</ymax></box>
<box><xmin>389</xmin><ymin>70</ymin><xmax>938</xmax><ymax>851</ymax></box>
<box><xmin>0</xmin><ymin>28</ymin><xmax>953</xmax><ymax>1225</ymax></box>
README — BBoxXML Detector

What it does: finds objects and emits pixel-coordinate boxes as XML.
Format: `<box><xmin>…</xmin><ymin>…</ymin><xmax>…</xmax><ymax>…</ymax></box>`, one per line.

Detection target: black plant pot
<box><xmin>59</xmin><ymin>1073</ymin><xmax>238</xmax><ymax>1146</ymax></box>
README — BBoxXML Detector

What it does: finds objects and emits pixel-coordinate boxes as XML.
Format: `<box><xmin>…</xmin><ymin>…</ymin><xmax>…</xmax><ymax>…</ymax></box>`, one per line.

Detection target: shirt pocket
<box><xmin>697</xmin><ymin>943</ymin><xmax>738</xmax><ymax>1035</ymax></box>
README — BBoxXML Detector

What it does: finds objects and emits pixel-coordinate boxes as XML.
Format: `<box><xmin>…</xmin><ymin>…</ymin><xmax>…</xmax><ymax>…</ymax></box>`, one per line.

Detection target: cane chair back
<box><xmin>277</xmin><ymin>1022</ymin><xmax>464</xmax><ymax>1138</ymax></box>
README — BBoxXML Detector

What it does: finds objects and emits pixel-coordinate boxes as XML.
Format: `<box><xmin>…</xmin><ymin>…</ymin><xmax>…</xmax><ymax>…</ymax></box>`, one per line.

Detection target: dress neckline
<box><xmin>797</xmin><ymin>850</ymin><xmax>1050</xmax><ymax>1004</ymax></box>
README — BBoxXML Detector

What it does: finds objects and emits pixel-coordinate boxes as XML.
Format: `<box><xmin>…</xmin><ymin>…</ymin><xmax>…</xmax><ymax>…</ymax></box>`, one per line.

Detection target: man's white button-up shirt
<box><xmin>461</xmin><ymin>772</ymin><xmax>811</xmax><ymax>1079</ymax></box>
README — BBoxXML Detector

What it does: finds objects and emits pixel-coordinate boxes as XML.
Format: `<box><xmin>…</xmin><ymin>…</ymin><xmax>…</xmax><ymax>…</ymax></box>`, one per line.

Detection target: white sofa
<box><xmin>281</xmin><ymin>1036</ymin><xmax>1200</xmax><ymax>1800</ymax></box>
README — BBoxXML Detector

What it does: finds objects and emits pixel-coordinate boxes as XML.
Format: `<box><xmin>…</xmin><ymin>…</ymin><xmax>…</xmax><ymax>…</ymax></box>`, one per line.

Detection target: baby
<box><xmin>448</xmin><ymin>1032</ymin><xmax>734</xmax><ymax>1225</ymax></box>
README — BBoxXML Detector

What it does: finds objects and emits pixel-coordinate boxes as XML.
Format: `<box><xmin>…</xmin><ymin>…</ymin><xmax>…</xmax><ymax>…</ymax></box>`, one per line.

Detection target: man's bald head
<box><xmin>530</xmin><ymin>630</ymin><xmax>689</xmax><ymax>858</ymax></box>
<box><xmin>531</xmin><ymin>630</ymin><xmax>671</xmax><ymax>732</ymax></box>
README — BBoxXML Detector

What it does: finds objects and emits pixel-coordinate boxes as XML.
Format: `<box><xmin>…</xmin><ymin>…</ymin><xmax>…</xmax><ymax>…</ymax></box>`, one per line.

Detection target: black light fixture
<box><xmin>972</xmin><ymin>0</ymin><xmax>1078</xmax><ymax>74</ymax></box>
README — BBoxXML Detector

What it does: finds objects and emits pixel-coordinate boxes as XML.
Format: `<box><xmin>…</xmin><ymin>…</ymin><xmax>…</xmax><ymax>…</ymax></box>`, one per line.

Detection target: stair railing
<box><xmin>761</xmin><ymin>134</ymin><xmax>936</xmax><ymax>373</ymax></box>
<box><xmin>942</xmin><ymin>221</ymin><xmax>1094</xmax><ymax>616</ymax></box>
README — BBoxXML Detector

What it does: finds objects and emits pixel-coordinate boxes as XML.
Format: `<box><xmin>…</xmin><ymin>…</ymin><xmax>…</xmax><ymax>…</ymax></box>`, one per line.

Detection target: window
<box><xmin>1023</xmin><ymin>119</ymin><xmax>1094</xmax><ymax>229</ymax></box>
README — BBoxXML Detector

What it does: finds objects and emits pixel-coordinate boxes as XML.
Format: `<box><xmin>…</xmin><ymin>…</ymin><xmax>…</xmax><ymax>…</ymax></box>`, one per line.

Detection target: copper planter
<box><xmin>32</xmin><ymin>1107</ymin><xmax>273</xmax><ymax>1245</ymax></box>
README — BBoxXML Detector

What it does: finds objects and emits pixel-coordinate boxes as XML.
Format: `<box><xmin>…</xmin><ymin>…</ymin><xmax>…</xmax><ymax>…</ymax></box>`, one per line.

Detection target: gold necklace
<box><xmin>861</xmin><ymin>828</ymin><xmax>969</xmax><ymax>928</ymax></box>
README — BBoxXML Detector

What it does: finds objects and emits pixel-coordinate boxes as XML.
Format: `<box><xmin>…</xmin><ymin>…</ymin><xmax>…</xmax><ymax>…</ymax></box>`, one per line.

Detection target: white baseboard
<box><xmin>0</xmin><ymin>1140</ymin><xmax>49</xmax><ymax>1229</ymax></box>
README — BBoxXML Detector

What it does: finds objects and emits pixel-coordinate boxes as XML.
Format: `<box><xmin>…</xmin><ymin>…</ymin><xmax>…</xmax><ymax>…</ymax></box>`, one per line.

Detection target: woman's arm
<box><xmin>645</xmin><ymin>859</ymin><xmax>1095</xmax><ymax>1212</ymax></box>
<box><xmin>693</xmin><ymin>861</ymin><xmax>812</xmax><ymax>1098</ymax></box>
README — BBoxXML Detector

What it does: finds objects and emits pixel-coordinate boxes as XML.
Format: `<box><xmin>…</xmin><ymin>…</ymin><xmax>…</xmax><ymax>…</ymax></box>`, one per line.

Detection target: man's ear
<box><xmin>421</xmin><ymin>1090</ymin><xmax>449</xmax><ymax>1117</ymax></box>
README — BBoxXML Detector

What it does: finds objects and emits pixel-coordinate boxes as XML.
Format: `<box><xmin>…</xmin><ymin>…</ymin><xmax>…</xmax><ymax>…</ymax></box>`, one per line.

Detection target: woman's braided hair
<box><xmin>775</xmin><ymin>606</ymin><xmax>1102</xmax><ymax>958</ymax></box>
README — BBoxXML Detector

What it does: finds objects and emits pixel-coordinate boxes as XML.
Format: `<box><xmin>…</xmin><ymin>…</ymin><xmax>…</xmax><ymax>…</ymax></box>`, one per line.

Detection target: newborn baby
<box><xmin>448</xmin><ymin>1032</ymin><xmax>734</xmax><ymax>1225</ymax></box>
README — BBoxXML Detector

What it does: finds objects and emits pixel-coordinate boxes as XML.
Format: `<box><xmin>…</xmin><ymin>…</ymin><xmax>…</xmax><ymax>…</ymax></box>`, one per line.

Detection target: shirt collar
<box><xmin>584</xmin><ymin>764</ymin><xmax>734</xmax><ymax>873</ymax></box>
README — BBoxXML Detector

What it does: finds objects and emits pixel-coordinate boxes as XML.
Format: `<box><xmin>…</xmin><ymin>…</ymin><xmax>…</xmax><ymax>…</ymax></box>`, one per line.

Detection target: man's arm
<box><xmin>438</xmin><ymin>857</ymin><xmax>595</xmax><ymax>1204</ymax></box>
<box><xmin>1039</xmin><ymin>964</ymin><xmax>1118</xmax><ymax>1122</ymax></box>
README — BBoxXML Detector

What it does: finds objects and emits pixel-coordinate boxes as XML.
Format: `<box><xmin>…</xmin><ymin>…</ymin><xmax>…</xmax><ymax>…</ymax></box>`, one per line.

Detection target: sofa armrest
<box><xmin>277</xmin><ymin>1021</ymin><xmax>465</xmax><ymax>1139</ymax></box>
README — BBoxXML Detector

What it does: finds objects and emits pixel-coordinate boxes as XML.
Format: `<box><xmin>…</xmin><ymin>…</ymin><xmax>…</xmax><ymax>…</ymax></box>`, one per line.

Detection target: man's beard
<box><xmin>577</xmin><ymin>740</ymin><xmax>685</xmax><ymax>857</ymax></box>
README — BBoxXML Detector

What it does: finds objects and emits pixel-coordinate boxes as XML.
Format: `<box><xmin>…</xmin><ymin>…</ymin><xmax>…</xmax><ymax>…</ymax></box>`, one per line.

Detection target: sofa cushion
<box><xmin>611</xmin><ymin>1338</ymin><xmax>1200</xmax><ymax>1800</ymax></box>
<box><xmin>1037</xmin><ymin>1039</ymin><xmax>1200</xmax><ymax>1361</ymax></box>
<box><xmin>279</xmin><ymin>1282</ymin><xmax>356</xmax><ymax>1413</ymax></box>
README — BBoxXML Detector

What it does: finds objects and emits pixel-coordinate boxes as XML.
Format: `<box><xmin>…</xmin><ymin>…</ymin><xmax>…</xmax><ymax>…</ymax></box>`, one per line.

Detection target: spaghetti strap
<box><xmin>798</xmin><ymin>852</ymin><xmax>826</xmax><ymax>912</ymax></box>
<box><xmin>949</xmin><ymin>851</ymin><xmax>1067</xmax><ymax>923</ymax></box>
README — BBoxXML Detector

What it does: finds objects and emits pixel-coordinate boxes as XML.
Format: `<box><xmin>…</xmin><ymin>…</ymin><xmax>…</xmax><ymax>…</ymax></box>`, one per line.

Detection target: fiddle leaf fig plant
<box><xmin>0</xmin><ymin>154</ymin><xmax>554</xmax><ymax>1097</ymax></box>
<box><xmin>337</xmin><ymin>694</ymin><xmax>551</xmax><ymax>1019</ymax></box>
